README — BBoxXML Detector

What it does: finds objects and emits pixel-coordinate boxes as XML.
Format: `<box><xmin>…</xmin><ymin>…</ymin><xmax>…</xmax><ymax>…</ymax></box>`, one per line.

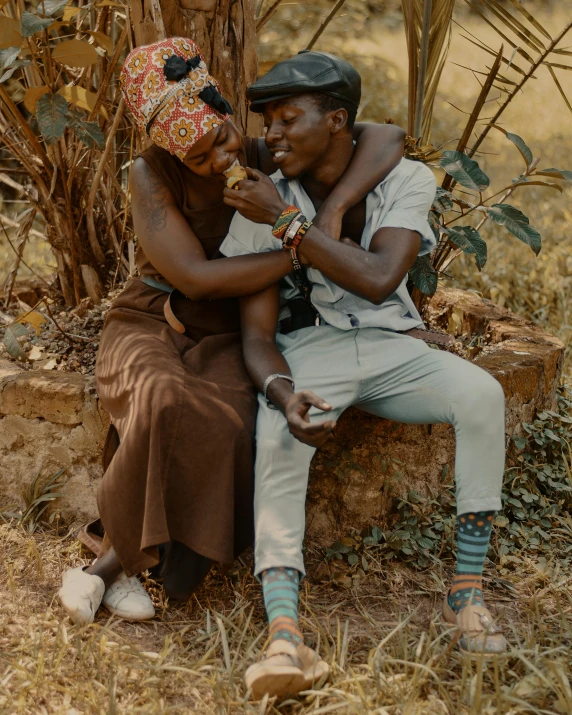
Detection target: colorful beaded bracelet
<box><xmin>283</xmin><ymin>215</ymin><xmax>305</xmax><ymax>248</ymax></box>
<box><xmin>285</xmin><ymin>218</ymin><xmax>312</xmax><ymax>250</ymax></box>
<box><xmin>272</xmin><ymin>205</ymin><xmax>301</xmax><ymax>240</ymax></box>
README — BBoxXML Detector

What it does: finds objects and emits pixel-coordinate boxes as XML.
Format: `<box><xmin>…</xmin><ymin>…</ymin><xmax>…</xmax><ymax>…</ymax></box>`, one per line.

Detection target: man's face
<box><xmin>262</xmin><ymin>95</ymin><xmax>337</xmax><ymax>180</ymax></box>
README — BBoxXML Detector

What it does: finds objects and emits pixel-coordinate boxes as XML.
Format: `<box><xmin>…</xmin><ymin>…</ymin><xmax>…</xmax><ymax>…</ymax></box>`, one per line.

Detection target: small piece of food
<box><xmin>224</xmin><ymin>160</ymin><xmax>247</xmax><ymax>189</ymax></box>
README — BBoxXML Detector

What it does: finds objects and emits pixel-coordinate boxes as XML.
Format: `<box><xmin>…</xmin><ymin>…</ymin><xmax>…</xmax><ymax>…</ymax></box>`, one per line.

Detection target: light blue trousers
<box><xmin>254</xmin><ymin>326</ymin><xmax>505</xmax><ymax>577</ymax></box>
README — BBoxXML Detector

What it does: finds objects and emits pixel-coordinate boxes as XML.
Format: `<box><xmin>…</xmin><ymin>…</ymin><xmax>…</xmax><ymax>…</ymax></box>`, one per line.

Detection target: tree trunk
<box><xmin>130</xmin><ymin>0</ymin><xmax>260</xmax><ymax>136</ymax></box>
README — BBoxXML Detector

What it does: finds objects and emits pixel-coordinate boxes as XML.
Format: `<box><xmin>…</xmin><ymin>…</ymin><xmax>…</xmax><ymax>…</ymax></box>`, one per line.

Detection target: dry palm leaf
<box><xmin>461</xmin><ymin>0</ymin><xmax>572</xmax><ymax>156</ymax></box>
<box><xmin>402</xmin><ymin>0</ymin><xmax>456</xmax><ymax>141</ymax></box>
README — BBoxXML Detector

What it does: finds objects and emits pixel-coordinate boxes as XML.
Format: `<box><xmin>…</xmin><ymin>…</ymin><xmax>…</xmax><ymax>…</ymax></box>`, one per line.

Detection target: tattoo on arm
<box><xmin>138</xmin><ymin>167</ymin><xmax>168</xmax><ymax>240</ymax></box>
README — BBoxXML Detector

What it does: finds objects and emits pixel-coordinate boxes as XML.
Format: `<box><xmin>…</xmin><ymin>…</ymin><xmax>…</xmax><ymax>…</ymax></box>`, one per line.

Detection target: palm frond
<box><xmin>505</xmin><ymin>0</ymin><xmax>552</xmax><ymax>42</ymax></box>
<box><xmin>480</xmin><ymin>0</ymin><xmax>545</xmax><ymax>53</ymax></box>
<box><xmin>402</xmin><ymin>0</ymin><xmax>456</xmax><ymax>140</ymax></box>
<box><xmin>461</xmin><ymin>0</ymin><xmax>572</xmax><ymax>156</ymax></box>
<box><xmin>546</xmin><ymin>65</ymin><xmax>572</xmax><ymax>115</ymax></box>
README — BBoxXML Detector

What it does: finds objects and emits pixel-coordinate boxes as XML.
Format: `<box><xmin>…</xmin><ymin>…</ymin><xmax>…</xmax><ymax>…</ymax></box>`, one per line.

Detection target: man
<box><xmin>221</xmin><ymin>51</ymin><xmax>507</xmax><ymax>699</ymax></box>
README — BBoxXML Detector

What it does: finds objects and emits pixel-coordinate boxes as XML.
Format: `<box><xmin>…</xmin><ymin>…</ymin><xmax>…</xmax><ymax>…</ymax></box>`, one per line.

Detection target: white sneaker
<box><xmin>102</xmin><ymin>571</ymin><xmax>155</xmax><ymax>621</ymax></box>
<box><xmin>58</xmin><ymin>567</ymin><xmax>105</xmax><ymax>625</ymax></box>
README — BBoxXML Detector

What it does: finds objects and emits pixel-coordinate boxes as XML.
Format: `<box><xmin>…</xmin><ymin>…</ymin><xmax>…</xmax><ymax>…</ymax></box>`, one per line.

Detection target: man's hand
<box><xmin>223</xmin><ymin>168</ymin><xmax>288</xmax><ymax>225</ymax></box>
<box><xmin>284</xmin><ymin>390</ymin><xmax>336</xmax><ymax>448</ymax></box>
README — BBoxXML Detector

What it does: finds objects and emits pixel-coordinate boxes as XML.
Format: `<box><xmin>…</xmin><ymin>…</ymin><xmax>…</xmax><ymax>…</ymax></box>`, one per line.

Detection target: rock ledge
<box><xmin>0</xmin><ymin>288</ymin><xmax>564</xmax><ymax>542</ymax></box>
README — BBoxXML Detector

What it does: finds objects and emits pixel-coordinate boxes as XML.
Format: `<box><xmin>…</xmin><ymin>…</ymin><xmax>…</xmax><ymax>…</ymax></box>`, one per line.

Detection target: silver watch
<box><xmin>262</xmin><ymin>373</ymin><xmax>295</xmax><ymax>407</ymax></box>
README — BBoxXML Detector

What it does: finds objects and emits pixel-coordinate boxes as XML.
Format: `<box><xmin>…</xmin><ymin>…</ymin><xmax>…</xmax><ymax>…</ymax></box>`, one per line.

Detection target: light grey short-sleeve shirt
<box><xmin>220</xmin><ymin>158</ymin><xmax>437</xmax><ymax>331</ymax></box>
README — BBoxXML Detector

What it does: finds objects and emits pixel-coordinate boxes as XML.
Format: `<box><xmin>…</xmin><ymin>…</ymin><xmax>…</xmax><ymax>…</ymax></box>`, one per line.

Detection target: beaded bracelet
<box><xmin>283</xmin><ymin>215</ymin><xmax>304</xmax><ymax>248</ymax></box>
<box><xmin>284</xmin><ymin>217</ymin><xmax>312</xmax><ymax>250</ymax></box>
<box><xmin>290</xmin><ymin>219</ymin><xmax>312</xmax><ymax>250</ymax></box>
<box><xmin>272</xmin><ymin>205</ymin><xmax>301</xmax><ymax>240</ymax></box>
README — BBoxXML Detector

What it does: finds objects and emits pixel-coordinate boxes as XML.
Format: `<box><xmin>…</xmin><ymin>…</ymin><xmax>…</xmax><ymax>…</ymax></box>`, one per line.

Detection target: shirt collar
<box><xmin>271</xmin><ymin>169</ymin><xmax>385</xmax><ymax>221</ymax></box>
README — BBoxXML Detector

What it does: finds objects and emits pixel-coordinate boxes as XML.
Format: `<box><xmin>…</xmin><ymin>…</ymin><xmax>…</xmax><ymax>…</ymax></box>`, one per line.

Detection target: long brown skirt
<box><xmin>95</xmin><ymin>278</ymin><xmax>257</xmax><ymax>577</ymax></box>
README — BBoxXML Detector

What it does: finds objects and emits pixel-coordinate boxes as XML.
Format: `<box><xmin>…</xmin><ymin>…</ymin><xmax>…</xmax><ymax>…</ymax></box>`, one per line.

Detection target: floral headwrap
<box><xmin>120</xmin><ymin>37</ymin><xmax>232</xmax><ymax>161</ymax></box>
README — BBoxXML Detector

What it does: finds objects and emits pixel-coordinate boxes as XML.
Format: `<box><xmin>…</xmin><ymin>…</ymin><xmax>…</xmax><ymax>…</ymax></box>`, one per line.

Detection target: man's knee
<box><xmin>454</xmin><ymin>371</ymin><xmax>505</xmax><ymax>431</ymax></box>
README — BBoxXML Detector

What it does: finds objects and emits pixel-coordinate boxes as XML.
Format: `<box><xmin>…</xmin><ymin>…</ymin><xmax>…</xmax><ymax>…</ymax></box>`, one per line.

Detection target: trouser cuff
<box><xmin>456</xmin><ymin>497</ymin><xmax>502</xmax><ymax>516</ymax></box>
<box><xmin>254</xmin><ymin>554</ymin><xmax>306</xmax><ymax>581</ymax></box>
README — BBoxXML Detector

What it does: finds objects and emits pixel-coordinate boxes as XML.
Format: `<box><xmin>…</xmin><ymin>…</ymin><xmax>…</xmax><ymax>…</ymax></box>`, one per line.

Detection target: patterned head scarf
<box><xmin>120</xmin><ymin>37</ymin><xmax>233</xmax><ymax>161</ymax></box>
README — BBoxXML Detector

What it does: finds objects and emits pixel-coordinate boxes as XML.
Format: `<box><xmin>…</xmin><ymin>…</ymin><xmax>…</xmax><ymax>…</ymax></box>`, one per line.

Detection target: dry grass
<box><xmin>0</xmin><ymin>523</ymin><xmax>570</xmax><ymax>714</ymax></box>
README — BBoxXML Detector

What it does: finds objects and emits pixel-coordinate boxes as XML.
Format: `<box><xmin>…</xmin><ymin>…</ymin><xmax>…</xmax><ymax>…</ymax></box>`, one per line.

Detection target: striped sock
<box><xmin>448</xmin><ymin>511</ymin><xmax>495</xmax><ymax>614</ymax></box>
<box><xmin>261</xmin><ymin>567</ymin><xmax>303</xmax><ymax>645</ymax></box>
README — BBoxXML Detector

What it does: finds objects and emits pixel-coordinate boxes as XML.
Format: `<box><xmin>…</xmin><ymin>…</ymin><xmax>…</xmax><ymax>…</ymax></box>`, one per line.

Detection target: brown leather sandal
<box><xmin>245</xmin><ymin>639</ymin><xmax>329</xmax><ymax>700</ymax></box>
<box><xmin>442</xmin><ymin>591</ymin><xmax>507</xmax><ymax>656</ymax></box>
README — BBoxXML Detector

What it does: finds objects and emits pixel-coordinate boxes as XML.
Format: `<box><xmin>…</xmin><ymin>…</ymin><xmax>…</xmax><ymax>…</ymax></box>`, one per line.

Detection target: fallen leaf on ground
<box><xmin>28</xmin><ymin>345</ymin><xmax>45</xmax><ymax>360</ymax></box>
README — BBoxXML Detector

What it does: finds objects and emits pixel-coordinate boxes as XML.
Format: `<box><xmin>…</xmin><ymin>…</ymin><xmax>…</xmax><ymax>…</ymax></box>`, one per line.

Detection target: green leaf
<box><xmin>439</xmin><ymin>150</ymin><xmax>490</xmax><ymax>192</ymax></box>
<box><xmin>409</xmin><ymin>255</ymin><xmax>438</xmax><ymax>296</ymax></box>
<box><xmin>347</xmin><ymin>553</ymin><xmax>359</xmax><ymax>566</ymax></box>
<box><xmin>68</xmin><ymin>111</ymin><xmax>104</xmax><ymax>149</ymax></box>
<box><xmin>42</xmin><ymin>0</ymin><xmax>70</xmax><ymax>16</ymax></box>
<box><xmin>0</xmin><ymin>59</ymin><xmax>30</xmax><ymax>83</ymax></box>
<box><xmin>417</xmin><ymin>537</ymin><xmax>434</xmax><ymax>550</ymax></box>
<box><xmin>36</xmin><ymin>92</ymin><xmax>69</xmax><ymax>144</ymax></box>
<box><xmin>331</xmin><ymin>541</ymin><xmax>349</xmax><ymax>554</ymax></box>
<box><xmin>513</xmin><ymin>179</ymin><xmax>563</xmax><ymax>193</ymax></box>
<box><xmin>21</xmin><ymin>11</ymin><xmax>54</xmax><ymax>37</ymax></box>
<box><xmin>432</xmin><ymin>187</ymin><xmax>454</xmax><ymax>214</ymax></box>
<box><xmin>492</xmin><ymin>125</ymin><xmax>533</xmax><ymax>166</ymax></box>
<box><xmin>446</xmin><ymin>225</ymin><xmax>488</xmax><ymax>270</ymax></box>
<box><xmin>0</xmin><ymin>47</ymin><xmax>20</xmax><ymax>69</ymax></box>
<box><xmin>536</xmin><ymin>167</ymin><xmax>572</xmax><ymax>181</ymax></box>
<box><xmin>486</xmin><ymin>203</ymin><xmax>541</xmax><ymax>255</ymax></box>
<box><xmin>2</xmin><ymin>322</ymin><xmax>28</xmax><ymax>361</ymax></box>
<box><xmin>393</xmin><ymin>529</ymin><xmax>411</xmax><ymax>540</ymax></box>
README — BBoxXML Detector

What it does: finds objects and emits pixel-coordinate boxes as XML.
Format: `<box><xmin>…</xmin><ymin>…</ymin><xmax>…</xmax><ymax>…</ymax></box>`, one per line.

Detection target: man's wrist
<box><xmin>320</xmin><ymin>195</ymin><xmax>352</xmax><ymax>215</ymax></box>
<box><xmin>270</xmin><ymin>200</ymin><xmax>290</xmax><ymax>225</ymax></box>
<box><xmin>266</xmin><ymin>379</ymin><xmax>294</xmax><ymax>412</ymax></box>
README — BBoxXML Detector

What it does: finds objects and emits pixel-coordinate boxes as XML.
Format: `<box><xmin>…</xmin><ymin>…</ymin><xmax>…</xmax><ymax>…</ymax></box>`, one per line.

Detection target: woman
<box><xmin>58</xmin><ymin>37</ymin><xmax>405</xmax><ymax>625</ymax></box>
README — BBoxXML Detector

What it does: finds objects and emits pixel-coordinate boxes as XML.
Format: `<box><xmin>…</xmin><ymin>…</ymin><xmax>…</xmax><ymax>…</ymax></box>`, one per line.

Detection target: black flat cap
<box><xmin>247</xmin><ymin>50</ymin><xmax>361</xmax><ymax>113</ymax></box>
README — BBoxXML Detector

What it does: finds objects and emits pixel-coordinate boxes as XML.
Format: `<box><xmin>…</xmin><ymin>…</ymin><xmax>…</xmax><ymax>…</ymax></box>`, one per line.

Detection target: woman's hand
<box><xmin>283</xmin><ymin>390</ymin><xmax>336</xmax><ymax>448</ymax></box>
<box><xmin>223</xmin><ymin>168</ymin><xmax>288</xmax><ymax>225</ymax></box>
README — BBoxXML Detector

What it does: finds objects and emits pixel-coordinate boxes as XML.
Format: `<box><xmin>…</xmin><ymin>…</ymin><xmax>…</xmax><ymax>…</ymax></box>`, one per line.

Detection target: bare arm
<box><xmin>240</xmin><ymin>286</ymin><xmax>335</xmax><ymax>448</ymax></box>
<box><xmin>298</xmin><ymin>165</ymin><xmax>436</xmax><ymax>302</ymax></box>
<box><xmin>317</xmin><ymin>122</ymin><xmax>405</xmax><ymax>215</ymax></box>
<box><xmin>223</xmin><ymin>165</ymin><xmax>435</xmax><ymax>303</ymax></box>
<box><xmin>297</xmin><ymin>225</ymin><xmax>421</xmax><ymax>304</ymax></box>
<box><xmin>131</xmin><ymin>158</ymin><xmax>292</xmax><ymax>301</ymax></box>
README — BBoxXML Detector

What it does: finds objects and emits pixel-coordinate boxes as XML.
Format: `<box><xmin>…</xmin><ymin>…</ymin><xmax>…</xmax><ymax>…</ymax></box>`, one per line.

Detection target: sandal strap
<box><xmin>457</xmin><ymin>604</ymin><xmax>502</xmax><ymax>635</ymax></box>
<box><xmin>262</xmin><ymin>639</ymin><xmax>303</xmax><ymax>669</ymax></box>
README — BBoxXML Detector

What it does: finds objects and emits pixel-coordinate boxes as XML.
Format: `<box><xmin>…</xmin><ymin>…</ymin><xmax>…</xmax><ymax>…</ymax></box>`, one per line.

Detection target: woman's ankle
<box><xmin>85</xmin><ymin>547</ymin><xmax>123</xmax><ymax>588</ymax></box>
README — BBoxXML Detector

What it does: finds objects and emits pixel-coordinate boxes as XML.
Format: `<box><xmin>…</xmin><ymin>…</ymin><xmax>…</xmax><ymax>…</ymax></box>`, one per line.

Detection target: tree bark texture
<box><xmin>130</xmin><ymin>0</ymin><xmax>261</xmax><ymax>136</ymax></box>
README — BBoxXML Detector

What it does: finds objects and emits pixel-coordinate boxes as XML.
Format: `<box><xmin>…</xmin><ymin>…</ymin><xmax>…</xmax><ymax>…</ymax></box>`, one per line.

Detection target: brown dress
<box><xmin>94</xmin><ymin>141</ymin><xmax>259</xmax><ymax>584</ymax></box>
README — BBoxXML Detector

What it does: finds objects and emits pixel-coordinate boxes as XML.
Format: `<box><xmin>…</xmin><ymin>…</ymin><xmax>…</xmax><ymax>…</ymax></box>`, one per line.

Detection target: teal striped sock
<box><xmin>261</xmin><ymin>567</ymin><xmax>302</xmax><ymax>645</ymax></box>
<box><xmin>448</xmin><ymin>511</ymin><xmax>495</xmax><ymax>614</ymax></box>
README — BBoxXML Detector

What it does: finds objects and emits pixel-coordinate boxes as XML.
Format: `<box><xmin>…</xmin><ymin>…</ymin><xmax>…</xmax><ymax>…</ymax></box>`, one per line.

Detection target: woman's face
<box><xmin>183</xmin><ymin>119</ymin><xmax>243</xmax><ymax>179</ymax></box>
